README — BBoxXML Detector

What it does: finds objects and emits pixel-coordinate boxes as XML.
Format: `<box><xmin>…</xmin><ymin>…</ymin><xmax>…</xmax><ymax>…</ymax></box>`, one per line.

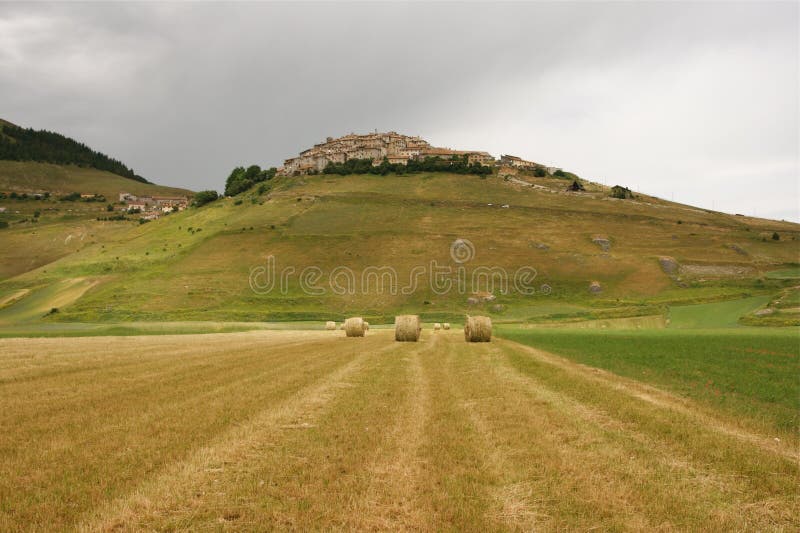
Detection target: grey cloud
<box><xmin>0</xmin><ymin>1</ymin><xmax>796</xmax><ymax>221</ymax></box>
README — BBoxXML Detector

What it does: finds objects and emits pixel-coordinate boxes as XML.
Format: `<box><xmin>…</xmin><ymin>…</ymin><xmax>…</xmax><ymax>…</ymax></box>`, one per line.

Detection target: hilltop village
<box><xmin>279</xmin><ymin>131</ymin><xmax>557</xmax><ymax>176</ymax></box>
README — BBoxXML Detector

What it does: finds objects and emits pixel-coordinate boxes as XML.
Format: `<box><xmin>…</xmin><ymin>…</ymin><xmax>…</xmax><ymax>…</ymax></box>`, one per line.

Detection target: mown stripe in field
<box><xmin>77</xmin><ymin>333</ymin><xmax>401</xmax><ymax>531</ymax></box>
<box><xmin>0</xmin><ymin>332</ymin><xmax>363</xmax><ymax>531</ymax></box>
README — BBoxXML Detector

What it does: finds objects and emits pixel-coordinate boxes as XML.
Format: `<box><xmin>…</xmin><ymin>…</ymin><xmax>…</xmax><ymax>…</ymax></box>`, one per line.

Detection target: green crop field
<box><xmin>498</xmin><ymin>326</ymin><xmax>800</xmax><ymax>436</ymax></box>
<box><xmin>667</xmin><ymin>295</ymin><xmax>773</xmax><ymax>328</ymax></box>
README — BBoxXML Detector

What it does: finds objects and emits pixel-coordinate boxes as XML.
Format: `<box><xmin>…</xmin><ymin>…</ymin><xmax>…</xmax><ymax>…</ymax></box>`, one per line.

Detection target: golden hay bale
<box><xmin>344</xmin><ymin>317</ymin><xmax>365</xmax><ymax>337</ymax></box>
<box><xmin>325</xmin><ymin>321</ymin><xmax>336</xmax><ymax>330</ymax></box>
<box><xmin>434</xmin><ymin>322</ymin><xmax>442</xmax><ymax>331</ymax></box>
<box><xmin>443</xmin><ymin>323</ymin><xmax>451</xmax><ymax>330</ymax></box>
<box><xmin>464</xmin><ymin>315</ymin><xmax>492</xmax><ymax>342</ymax></box>
<box><xmin>394</xmin><ymin>315</ymin><xmax>421</xmax><ymax>342</ymax></box>
<box><xmin>363</xmin><ymin>321</ymin><xmax>369</xmax><ymax>331</ymax></box>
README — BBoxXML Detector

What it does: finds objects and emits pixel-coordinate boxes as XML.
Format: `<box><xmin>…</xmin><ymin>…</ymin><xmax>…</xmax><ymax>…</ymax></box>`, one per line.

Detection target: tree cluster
<box><xmin>0</xmin><ymin>191</ymin><xmax>50</xmax><ymax>200</ymax></box>
<box><xmin>96</xmin><ymin>214</ymin><xmax>128</xmax><ymax>221</ymax></box>
<box><xmin>57</xmin><ymin>192</ymin><xmax>106</xmax><ymax>202</ymax></box>
<box><xmin>192</xmin><ymin>190</ymin><xmax>219</xmax><ymax>207</ymax></box>
<box><xmin>0</xmin><ymin>124</ymin><xmax>149</xmax><ymax>183</ymax></box>
<box><xmin>224</xmin><ymin>165</ymin><xmax>277</xmax><ymax>196</ymax></box>
<box><xmin>323</xmin><ymin>155</ymin><xmax>492</xmax><ymax>176</ymax></box>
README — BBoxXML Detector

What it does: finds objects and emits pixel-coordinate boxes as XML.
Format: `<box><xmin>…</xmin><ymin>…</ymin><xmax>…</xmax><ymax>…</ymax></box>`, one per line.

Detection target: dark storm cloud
<box><xmin>1</xmin><ymin>2</ymin><xmax>797</xmax><ymax>221</ymax></box>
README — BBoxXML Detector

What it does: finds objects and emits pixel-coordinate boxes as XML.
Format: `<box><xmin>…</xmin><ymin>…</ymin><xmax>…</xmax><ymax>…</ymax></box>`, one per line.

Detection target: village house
<box><xmin>386</xmin><ymin>155</ymin><xmax>409</xmax><ymax>165</ymax></box>
<box><xmin>118</xmin><ymin>192</ymin><xmax>188</xmax><ymax>214</ymax></box>
<box><xmin>466</xmin><ymin>152</ymin><xmax>494</xmax><ymax>165</ymax></box>
<box><xmin>497</xmin><ymin>154</ymin><xmax>558</xmax><ymax>173</ymax></box>
<box><xmin>500</xmin><ymin>154</ymin><xmax>538</xmax><ymax>169</ymax></box>
<box><xmin>152</xmin><ymin>196</ymin><xmax>189</xmax><ymax>209</ymax></box>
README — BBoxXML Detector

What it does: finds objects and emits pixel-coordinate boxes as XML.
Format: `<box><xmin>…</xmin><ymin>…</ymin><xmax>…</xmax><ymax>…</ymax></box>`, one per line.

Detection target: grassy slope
<box><xmin>0</xmin><ymin>160</ymin><xmax>191</xmax><ymax>199</ymax></box>
<box><xmin>0</xmin><ymin>161</ymin><xmax>194</xmax><ymax>279</ymax></box>
<box><xmin>1</xmin><ymin>171</ymin><xmax>798</xmax><ymax>323</ymax></box>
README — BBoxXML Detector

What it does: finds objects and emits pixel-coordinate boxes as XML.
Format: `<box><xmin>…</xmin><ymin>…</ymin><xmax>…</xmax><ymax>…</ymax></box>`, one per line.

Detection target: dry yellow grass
<box><xmin>0</xmin><ymin>330</ymin><xmax>796</xmax><ymax>531</ymax></box>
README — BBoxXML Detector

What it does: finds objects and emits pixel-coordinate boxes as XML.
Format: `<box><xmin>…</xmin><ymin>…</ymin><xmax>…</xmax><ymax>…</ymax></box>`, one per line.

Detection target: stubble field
<box><xmin>0</xmin><ymin>328</ymin><xmax>797</xmax><ymax>531</ymax></box>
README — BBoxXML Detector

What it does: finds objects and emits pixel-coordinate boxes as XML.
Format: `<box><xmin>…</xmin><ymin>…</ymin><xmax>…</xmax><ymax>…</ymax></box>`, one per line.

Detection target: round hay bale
<box><xmin>442</xmin><ymin>322</ymin><xmax>451</xmax><ymax>330</ymax></box>
<box><xmin>395</xmin><ymin>315</ymin><xmax>421</xmax><ymax>342</ymax></box>
<box><xmin>344</xmin><ymin>317</ymin><xmax>365</xmax><ymax>337</ymax></box>
<box><xmin>325</xmin><ymin>321</ymin><xmax>336</xmax><ymax>330</ymax></box>
<box><xmin>589</xmin><ymin>281</ymin><xmax>603</xmax><ymax>294</ymax></box>
<box><xmin>464</xmin><ymin>315</ymin><xmax>492</xmax><ymax>342</ymax></box>
<box><xmin>434</xmin><ymin>322</ymin><xmax>442</xmax><ymax>331</ymax></box>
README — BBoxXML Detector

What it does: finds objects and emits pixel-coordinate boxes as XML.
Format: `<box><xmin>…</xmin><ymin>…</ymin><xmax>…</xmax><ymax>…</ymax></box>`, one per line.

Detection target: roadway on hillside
<box><xmin>0</xmin><ymin>330</ymin><xmax>795</xmax><ymax>531</ymax></box>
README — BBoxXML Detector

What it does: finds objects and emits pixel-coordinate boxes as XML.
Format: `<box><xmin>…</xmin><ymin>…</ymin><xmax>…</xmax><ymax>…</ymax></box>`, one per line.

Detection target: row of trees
<box><xmin>323</xmin><ymin>155</ymin><xmax>492</xmax><ymax>176</ymax></box>
<box><xmin>58</xmin><ymin>192</ymin><xmax>107</xmax><ymax>202</ymax></box>
<box><xmin>220</xmin><ymin>157</ymin><xmax>492</xmax><ymax>199</ymax></box>
<box><xmin>0</xmin><ymin>124</ymin><xmax>149</xmax><ymax>183</ymax></box>
<box><xmin>0</xmin><ymin>191</ymin><xmax>50</xmax><ymax>200</ymax></box>
<box><xmin>224</xmin><ymin>165</ymin><xmax>278</xmax><ymax>196</ymax></box>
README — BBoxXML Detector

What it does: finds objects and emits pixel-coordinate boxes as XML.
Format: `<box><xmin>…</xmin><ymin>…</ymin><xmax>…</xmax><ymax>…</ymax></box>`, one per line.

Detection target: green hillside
<box><xmin>0</xmin><ymin>160</ymin><xmax>190</xmax><ymax>200</ymax></box>
<box><xmin>0</xmin><ymin>161</ymin><xmax>193</xmax><ymax>279</ymax></box>
<box><xmin>0</xmin><ymin>171</ymin><xmax>797</xmax><ymax>326</ymax></box>
<box><xmin>0</xmin><ymin>120</ymin><xmax>149</xmax><ymax>182</ymax></box>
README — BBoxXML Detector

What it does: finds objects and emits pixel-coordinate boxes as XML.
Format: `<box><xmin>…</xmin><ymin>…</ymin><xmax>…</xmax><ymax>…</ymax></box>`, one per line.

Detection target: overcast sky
<box><xmin>1</xmin><ymin>2</ymin><xmax>797</xmax><ymax>221</ymax></box>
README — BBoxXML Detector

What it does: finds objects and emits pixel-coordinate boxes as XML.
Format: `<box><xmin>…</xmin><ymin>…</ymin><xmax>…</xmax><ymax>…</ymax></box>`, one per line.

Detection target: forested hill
<box><xmin>0</xmin><ymin>120</ymin><xmax>149</xmax><ymax>183</ymax></box>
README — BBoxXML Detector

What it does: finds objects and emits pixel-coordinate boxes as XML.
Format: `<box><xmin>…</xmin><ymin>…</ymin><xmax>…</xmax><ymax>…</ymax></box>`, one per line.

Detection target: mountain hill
<box><xmin>0</xmin><ymin>160</ymin><xmax>191</xmax><ymax>202</ymax></box>
<box><xmin>0</xmin><ymin>120</ymin><xmax>194</xmax><ymax>279</ymax></box>
<box><xmin>0</xmin><ymin>169</ymin><xmax>797</xmax><ymax>327</ymax></box>
<box><xmin>0</xmin><ymin>119</ymin><xmax>149</xmax><ymax>183</ymax></box>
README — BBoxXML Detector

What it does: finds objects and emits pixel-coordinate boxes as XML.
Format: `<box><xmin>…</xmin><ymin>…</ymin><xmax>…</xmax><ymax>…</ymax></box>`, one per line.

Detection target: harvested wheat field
<box><xmin>0</xmin><ymin>329</ymin><xmax>797</xmax><ymax>531</ymax></box>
